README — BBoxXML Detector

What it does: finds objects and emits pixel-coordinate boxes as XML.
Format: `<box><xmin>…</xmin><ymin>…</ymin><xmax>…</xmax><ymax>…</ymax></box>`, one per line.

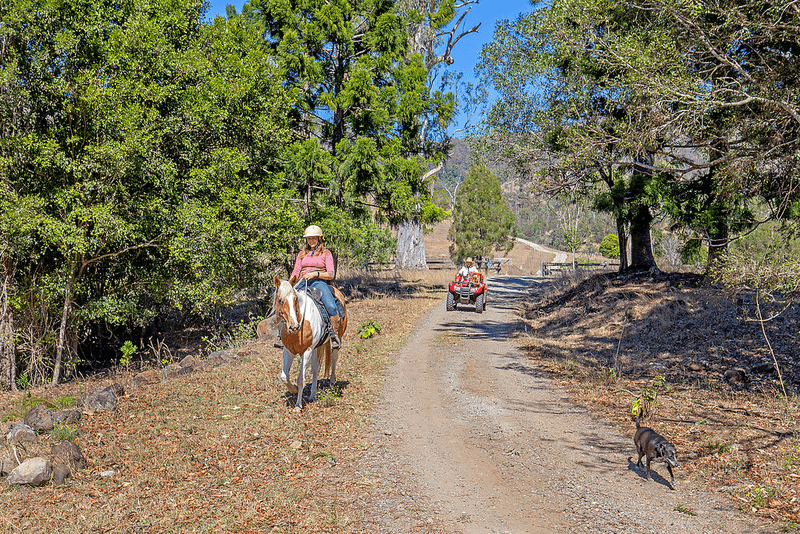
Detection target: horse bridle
<box><xmin>274</xmin><ymin>281</ymin><xmax>309</xmax><ymax>334</ymax></box>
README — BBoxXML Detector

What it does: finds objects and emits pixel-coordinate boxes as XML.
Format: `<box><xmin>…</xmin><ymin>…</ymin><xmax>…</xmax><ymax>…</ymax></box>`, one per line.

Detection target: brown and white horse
<box><xmin>262</xmin><ymin>274</ymin><xmax>347</xmax><ymax>411</ymax></box>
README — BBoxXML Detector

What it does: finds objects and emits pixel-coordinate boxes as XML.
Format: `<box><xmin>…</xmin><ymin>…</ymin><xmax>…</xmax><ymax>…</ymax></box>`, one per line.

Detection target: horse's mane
<box><xmin>276</xmin><ymin>279</ymin><xmax>294</xmax><ymax>300</ymax></box>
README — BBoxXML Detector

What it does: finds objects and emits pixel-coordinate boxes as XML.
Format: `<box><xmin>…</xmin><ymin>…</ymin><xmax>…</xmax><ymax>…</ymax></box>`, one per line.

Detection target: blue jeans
<box><xmin>301</xmin><ymin>278</ymin><xmax>339</xmax><ymax>317</ymax></box>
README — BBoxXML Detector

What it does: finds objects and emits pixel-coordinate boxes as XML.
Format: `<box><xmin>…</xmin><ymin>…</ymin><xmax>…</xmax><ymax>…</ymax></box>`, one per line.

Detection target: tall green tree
<box><xmin>0</xmin><ymin>0</ymin><xmax>297</xmax><ymax>386</ymax></box>
<box><xmin>392</xmin><ymin>0</ymin><xmax>480</xmax><ymax>269</ymax></box>
<box><xmin>448</xmin><ymin>164</ymin><xmax>515</xmax><ymax>260</ymax></box>
<box><xmin>253</xmin><ymin>0</ymin><xmax>479</xmax><ymax>269</ymax></box>
<box><xmin>253</xmin><ymin>0</ymin><xmax>411</xmax><ymax>217</ymax></box>
<box><xmin>477</xmin><ymin>1</ymin><xmax>671</xmax><ymax>272</ymax></box>
<box><xmin>479</xmin><ymin>0</ymin><xmax>800</xmax><ymax>275</ymax></box>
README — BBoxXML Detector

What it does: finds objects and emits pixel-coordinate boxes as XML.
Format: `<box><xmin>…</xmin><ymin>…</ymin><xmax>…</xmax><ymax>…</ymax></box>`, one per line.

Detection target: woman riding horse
<box><xmin>275</xmin><ymin>224</ymin><xmax>342</xmax><ymax>349</ymax></box>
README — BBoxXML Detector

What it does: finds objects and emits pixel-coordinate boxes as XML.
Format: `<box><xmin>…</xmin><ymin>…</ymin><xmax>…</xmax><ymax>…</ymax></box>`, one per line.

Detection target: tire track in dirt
<box><xmin>368</xmin><ymin>275</ymin><xmax>775</xmax><ymax>534</ymax></box>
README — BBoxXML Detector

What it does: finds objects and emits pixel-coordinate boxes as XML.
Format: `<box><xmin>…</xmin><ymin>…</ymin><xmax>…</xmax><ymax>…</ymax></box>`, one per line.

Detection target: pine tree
<box><xmin>448</xmin><ymin>165</ymin><xmax>515</xmax><ymax>261</ymax></box>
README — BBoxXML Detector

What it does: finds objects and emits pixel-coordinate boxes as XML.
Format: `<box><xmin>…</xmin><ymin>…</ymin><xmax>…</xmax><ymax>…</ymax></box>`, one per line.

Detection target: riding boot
<box><xmin>329</xmin><ymin>315</ymin><xmax>341</xmax><ymax>349</ymax></box>
<box><xmin>273</xmin><ymin>334</ymin><xmax>284</xmax><ymax>349</ymax></box>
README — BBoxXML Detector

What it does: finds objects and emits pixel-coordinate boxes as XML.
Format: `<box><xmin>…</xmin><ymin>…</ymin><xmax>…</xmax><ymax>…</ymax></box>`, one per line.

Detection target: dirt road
<box><xmin>366</xmin><ymin>275</ymin><xmax>772</xmax><ymax>534</ymax></box>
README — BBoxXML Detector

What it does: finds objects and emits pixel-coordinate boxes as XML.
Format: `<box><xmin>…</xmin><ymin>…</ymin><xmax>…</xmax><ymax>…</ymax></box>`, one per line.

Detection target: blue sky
<box><xmin>207</xmin><ymin>0</ymin><xmax>535</xmax><ymax>133</ymax></box>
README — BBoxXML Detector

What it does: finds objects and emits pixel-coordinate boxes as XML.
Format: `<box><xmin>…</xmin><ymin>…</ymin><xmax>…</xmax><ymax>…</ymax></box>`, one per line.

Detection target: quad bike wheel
<box><xmin>475</xmin><ymin>293</ymin><xmax>485</xmax><ymax>313</ymax></box>
<box><xmin>446</xmin><ymin>291</ymin><xmax>456</xmax><ymax>311</ymax></box>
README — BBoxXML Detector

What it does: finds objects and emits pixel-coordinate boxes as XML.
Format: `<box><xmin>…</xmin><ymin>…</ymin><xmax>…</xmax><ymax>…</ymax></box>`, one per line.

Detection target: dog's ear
<box><xmin>655</xmin><ymin>443</ymin><xmax>666</xmax><ymax>458</ymax></box>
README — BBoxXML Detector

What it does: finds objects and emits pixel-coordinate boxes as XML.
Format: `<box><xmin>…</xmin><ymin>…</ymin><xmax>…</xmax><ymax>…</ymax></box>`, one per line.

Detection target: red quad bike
<box><xmin>447</xmin><ymin>272</ymin><xmax>488</xmax><ymax>313</ymax></box>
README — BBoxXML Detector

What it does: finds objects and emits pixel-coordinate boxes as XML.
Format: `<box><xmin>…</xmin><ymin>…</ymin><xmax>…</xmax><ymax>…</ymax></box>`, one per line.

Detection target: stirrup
<box><xmin>330</xmin><ymin>334</ymin><xmax>340</xmax><ymax>350</ymax></box>
<box><xmin>273</xmin><ymin>337</ymin><xmax>284</xmax><ymax>349</ymax></box>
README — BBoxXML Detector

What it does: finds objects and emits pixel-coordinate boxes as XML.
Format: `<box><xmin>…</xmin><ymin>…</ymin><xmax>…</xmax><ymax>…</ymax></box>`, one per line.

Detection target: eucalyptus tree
<box><xmin>630</xmin><ymin>0</ymin><xmax>800</xmax><ymax>266</ymax></box>
<box><xmin>477</xmin><ymin>0</ymin><xmax>676</xmax><ymax>271</ymax></box>
<box><xmin>392</xmin><ymin>0</ymin><xmax>480</xmax><ymax>269</ymax></box>
<box><xmin>0</xmin><ymin>0</ymin><xmax>295</xmax><ymax>386</ymax></box>
<box><xmin>480</xmin><ymin>0</ymin><xmax>800</xmax><ymax>274</ymax></box>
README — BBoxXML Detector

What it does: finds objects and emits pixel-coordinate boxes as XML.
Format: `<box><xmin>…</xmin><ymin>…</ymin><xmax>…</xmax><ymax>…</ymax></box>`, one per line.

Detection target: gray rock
<box><xmin>24</xmin><ymin>404</ymin><xmax>54</xmax><ymax>432</ymax></box>
<box><xmin>106</xmin><ymin>382</ymin><xmax>125</xmax><ymax>397</ymax></box>
<box><xmin>7</xmin><ymin>422</ymin><xmax>37</xmax><ymax>444</ymax></box>
<box><xmin>208</xmin><ymin>349</ymin><xmax>235</xmax><ymax>364</ymax></box>
<box><xmin>52</xmin><ymin>408</ymin><xmax>81</xmax><ymax>425</ymax></box>
<box><xmin>51</xmin><ymin>440</ymin><xmax>87</xmax><ymax>470</ymax></box>
<box><xmin>79</xmin><ymin>385</ymin><xmax>119</xmax><ymax>412</ymax></box>
<box><xmin>8</xmin><ymin>457</ymin><xmax>51</xmax><ymax>486</ymax></box>
<box><xmin>164</xmin><ymin>363</ymin><xmax>190</xmax><ymax>379</ymax></box>
<box><xmin>51</xmin><ymin>464</ymin><xmax>70</xmax><ymax>485</ymax></box>
<box><xmin>1</xmin><ymin>455</ymin><xmax>17</xmax><ymax>476</ymax></box>
<box><xmin>179</xmin><ymin>355</ymin><xmax>199</xmax><ymax>370</ymax></box>
<box><xmin>133</xmin><ymin>369</ymin><xmax>160</xmax><ymax>387</ymax></box>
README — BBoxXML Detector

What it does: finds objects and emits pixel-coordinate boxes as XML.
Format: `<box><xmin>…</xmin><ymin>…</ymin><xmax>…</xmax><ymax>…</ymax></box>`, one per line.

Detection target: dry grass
<box><xmin>0</xmin><ymin>271</ymin><xmax>448</xmax><ymax>533</ymax></box>
<box><xmin>521</xmin><ymin>270</ymin><xmax>800</xmax><ymax>529</ymax></box>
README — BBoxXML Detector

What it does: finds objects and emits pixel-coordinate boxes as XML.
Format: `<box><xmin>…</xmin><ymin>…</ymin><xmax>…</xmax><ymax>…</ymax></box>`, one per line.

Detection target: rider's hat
<box><xmin>303</xmin><ymin>224</ymin><xmax>323</xmax><ymax>238</ymax></box>
<box><xmin>465</xmin><ymin>257</ymin><xmax>474</xmax><ymax>264</ymax></box>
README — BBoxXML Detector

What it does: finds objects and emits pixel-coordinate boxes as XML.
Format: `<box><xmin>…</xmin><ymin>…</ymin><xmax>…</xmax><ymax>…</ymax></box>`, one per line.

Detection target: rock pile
<box><xmin>2</xmin><ymin>344</ymin><xmax>257</xmax><ymax>489</ymax></box>
<box><xmin>1</xmin><ymin>383</ymin><xmax>123</xmax><ymax>487</ymax></box>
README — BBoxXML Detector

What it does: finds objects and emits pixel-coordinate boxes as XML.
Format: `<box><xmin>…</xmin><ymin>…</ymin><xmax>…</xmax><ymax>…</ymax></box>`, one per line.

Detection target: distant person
<box><xmin>458</xmin><ymin>257</ymin><xmax>479</xmax><ymax>278</ymax></box>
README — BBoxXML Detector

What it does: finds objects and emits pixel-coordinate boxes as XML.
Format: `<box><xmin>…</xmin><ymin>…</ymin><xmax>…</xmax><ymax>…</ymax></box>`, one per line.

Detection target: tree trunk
<box><xmin>395</xmin><ymin>220</ymin><xmax>428</xmax><ymax>270</ymax></box>
<box><xmin>53</xmin><ymin>265</ymin><xmax>76</xmax><ymax>385</ymax></box>
<box><xmin>705</xmin><ymin>165</ymin><xmax>729</xmax><ymax>272</ymax></box>
<box><xmin>628</xmin><ymin>207</ymin><xmax>656</xmax><ymax>271</ymax></box>
<box><xmin>627</xmin><ymin>153</ymin><xmax>657</xmax><ymax>272</ymax></box>
<box><xmin>616</xmin><ymin>219</ymin><xmax>629</xmax><ymax>273</ymax></box>
<box><xmin>0</xmin><ymin>252</ymin><xmax>15</xmax><ymax>391</ymax></box>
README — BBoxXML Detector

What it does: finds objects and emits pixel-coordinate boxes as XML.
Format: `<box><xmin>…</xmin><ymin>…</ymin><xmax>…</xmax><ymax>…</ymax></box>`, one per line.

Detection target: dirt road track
<box><xmin>366</xmin><ymin>275</ymin><xmax>773</xmax><ymax>534</ymax></box>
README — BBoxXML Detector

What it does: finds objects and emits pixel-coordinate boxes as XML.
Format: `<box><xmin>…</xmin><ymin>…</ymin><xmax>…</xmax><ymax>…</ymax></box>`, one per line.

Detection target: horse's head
<box><xmin>273</xmin><ymin>275</ymin><xmax>302</xmax><ymax>333</ymax></box>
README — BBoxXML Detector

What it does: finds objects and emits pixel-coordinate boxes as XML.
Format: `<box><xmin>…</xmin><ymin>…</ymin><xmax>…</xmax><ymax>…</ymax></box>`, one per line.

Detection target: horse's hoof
<box><xmin>293</xmin><ymin>405</ymin><xmax>302</xmax><ymax>413</ymax></box>
<box><xmin>287</xmin><ymin>384</ymin><xmax>298</xmax><ymax>394</ymax></box>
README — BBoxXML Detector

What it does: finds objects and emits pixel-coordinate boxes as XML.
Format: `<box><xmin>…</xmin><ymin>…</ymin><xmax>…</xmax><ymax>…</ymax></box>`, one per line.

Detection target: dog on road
<box><xmin>634</xmin><ymin>416</ymin><xmax>679</xmax><ymax>488</ymax></box>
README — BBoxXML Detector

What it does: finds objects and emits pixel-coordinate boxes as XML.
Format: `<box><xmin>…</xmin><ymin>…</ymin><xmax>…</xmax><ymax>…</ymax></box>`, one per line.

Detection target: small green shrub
<box><xmin>16</xmin><ymin>371</ymin><xmax>31</xmax><ymax>390</ymax></box>
<box><xmin>781</xmin><ymin>445</ymin><xmax>800</xmax><ymax>471</ymax></box>
<box><xmin>749</xmin><ymin>485</ymin><xmax>778</xmax><ymax>508</ymax></box>
<box><xmin>357</xmin><ymin>320</ymin><xmax>381</xmax><ymax>339</ymax></box>
<box><xmin>681</xmin><ymin>238</ymin><xmax>708</xmax><ymax>267</ymax></box>
<box><xmin>50</xmin><ymin>423</ymin><xmax>78</xmax><ymax>441</ymax></box>
<box><xmin>632</xmin><ymin>375</ymin><xmax>669</xmax><ymax>421</ymax></box>
<box><xmin>120</xmin><ymin>340</ymin><xmax>137</xmax><ymax>366</ymax></box>
<box><xmin>316</xmin><ymin>389</ymin><xmax>341</xmax><ymax>407</ymax></box>
<box><xmin>599</xmin><ymin>234</ymin><xmax>620</xmax><ymax>259</ymax></box>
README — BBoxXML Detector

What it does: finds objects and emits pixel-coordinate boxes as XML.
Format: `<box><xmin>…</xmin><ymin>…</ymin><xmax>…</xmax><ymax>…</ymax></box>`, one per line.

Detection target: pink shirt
<box><xmin>291</xmin><ymin>249</ymin><xmax>334</xmax><ymax>279</ymax></box>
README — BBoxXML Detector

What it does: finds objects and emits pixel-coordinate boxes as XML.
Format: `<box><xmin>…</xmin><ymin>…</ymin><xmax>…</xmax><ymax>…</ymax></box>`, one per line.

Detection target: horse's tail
<box><xmin>319</xmin><ymin>342</ymin><xmax>332</xmax><ymax>379</ymax></box>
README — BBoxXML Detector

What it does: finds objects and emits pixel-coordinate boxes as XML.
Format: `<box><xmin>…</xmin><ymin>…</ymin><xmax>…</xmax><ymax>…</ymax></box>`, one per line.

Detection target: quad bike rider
<box><xmin>447</xmin><ymin>257</ymin><xmax>488</xmax><ymax>313</ymax></box>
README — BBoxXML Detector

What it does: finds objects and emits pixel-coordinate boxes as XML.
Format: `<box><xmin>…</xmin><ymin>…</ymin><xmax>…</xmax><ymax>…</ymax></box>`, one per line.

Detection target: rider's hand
<box><xmin>304</xmin><ymin>271</ymin><xmax>318</xmax><ymax>281</ymax></box>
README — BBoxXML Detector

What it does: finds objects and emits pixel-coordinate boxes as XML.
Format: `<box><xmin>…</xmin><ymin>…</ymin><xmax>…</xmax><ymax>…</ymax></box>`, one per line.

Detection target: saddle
<box><xmin>303</xmin><ymin>283</ymin><xmax>344</xmax><ymax>349</ymax></box>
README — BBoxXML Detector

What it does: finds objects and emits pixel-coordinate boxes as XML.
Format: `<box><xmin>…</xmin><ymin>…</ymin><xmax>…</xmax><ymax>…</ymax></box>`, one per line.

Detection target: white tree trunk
<box><xmin>1</xmin><ymin>251</ymin><xmax>15</xmax><ymax>391</ymax></box>
<box><xmin>395</xmin><ymin>220</ymin><xmax>428</xmax><ymax>270</ymax></box>
<box><xmin>53</xmin><ymin>266</ymin><xmax>75</xmax><ymax>386</ymax></box>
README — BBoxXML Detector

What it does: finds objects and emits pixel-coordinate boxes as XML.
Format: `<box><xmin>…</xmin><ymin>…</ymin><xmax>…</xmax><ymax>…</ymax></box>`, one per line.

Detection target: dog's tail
<box><xmin>635</xmin><ymin>415</ymin><xmax>641</xmax><ymax>429</ymax></box>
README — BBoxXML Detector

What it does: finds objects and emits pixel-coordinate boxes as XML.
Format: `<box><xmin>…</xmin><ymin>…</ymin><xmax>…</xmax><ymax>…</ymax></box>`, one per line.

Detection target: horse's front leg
<box><xmin>293</xmin><ymin>347</ymin><xmax>314</xmax><ymax>412</ymax></box>
<box><xmin>281</xmin><ymin>349</ymin><xmax>298</xmax><ymax>394</ymax></box>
